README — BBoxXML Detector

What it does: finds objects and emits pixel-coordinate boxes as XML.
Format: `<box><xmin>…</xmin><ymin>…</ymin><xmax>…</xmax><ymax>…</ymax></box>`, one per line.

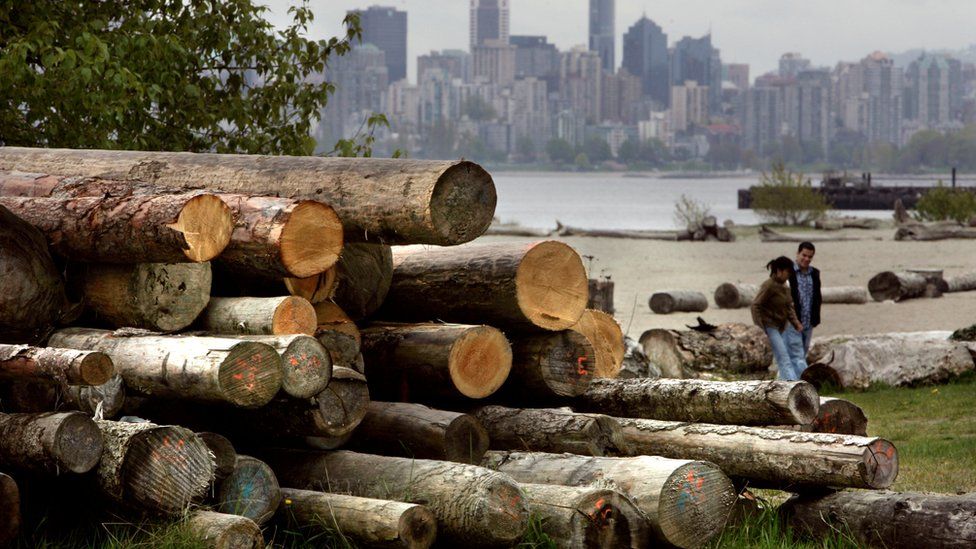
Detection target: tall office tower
<box><xmin>905</xmin><ymin>53</ymin><xmax>963</xmax><ymax>127</ymax></box>
<box><xmin>472</xmin><ymin>39</ymin><xmax>517</xmax><ymax>86</ymax></box>
<box><xmin>741</xmin><ymin>85</ymin><xmax>783</xmax><ymax>156</ymax></box>
<box><xmin>778</xmin><ymin>52</ymin><xmax>811</xmax><ymax>78</ymax></box>
<box><xmin>589</xmin><ymin>0</ymin><xmax>615</xmax><ymax>73</ymax></box>
<box><xmin>318</xmin><ymin>45</ymin><xmax>389</xmax><ymax>144</ymax></box>
<box><xmin>670</xmin><ymin>80</ymin><xmax>710</xmax><ymax>132</ymax></box>
<box><xmin>796</xmin><ymin>69</ymin><xmax>832</xmax><ymax>156</ymax></box>
<box><xmin>470</xmin><ymin>0</ymin><xmax>510</xmax><ymax>49</ymax></box>
<box><xmin>349</xmin><ymin>6</ymin><xmax>407</xmax><ymax>83</ymax></box>
<box><xmin>621</xmin><ymin>16</ymin><xmax>669</xmax><ymax>107</ymax></box>
<box><xmin>511</xmin><ymin>35</ymin><xmax>560</xmax><ymax>91</ymax></box>
<box><xmin>670</xmin><ymin>33</ymin><xmax>722</xmax><ymax>113</ymax></box>
<box><xmin>724</xmin><ymin>63</ymin><xmax>750</xmax><ymax>91</ymax></box>
<box><xmin>418</xmin><ymin>50</ymin><xmax>472</xmax><ymax>84</ymax></box>
<box><xmin>560</xmin><ymin>46</ymin><xmax>603</xmax><ymax>124</ymax></box>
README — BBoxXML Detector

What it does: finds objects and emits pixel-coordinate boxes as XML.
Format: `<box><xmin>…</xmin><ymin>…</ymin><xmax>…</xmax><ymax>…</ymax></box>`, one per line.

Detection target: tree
<box><xmin>545</xmin><ymin>138</ymin><xmax>575</xmax><ymax>164</ymax></box>
<box><xmin>751</xmin><ymin>162</ymin><xmax>830</xmax><ymax>226</ymax></box>
<box><xmin>616</xmin><ymin>138</ymin><xmax>640</xmax><ymax>163</ymax></box>
<box><xmin>639</xmin><ymin>139</ymin><xmax>669</xmax><ymax>166</ymax></box>
<box><xmin>513</xmin><ymin>135</ymin><xmax>536</xmax><ymax>163</ymax></box>
<box><xmin>574</xmin><ymin>152</ymin><xmax>591</xmax><ymax>170</ymax></box>
<box><xmin>461</xmin><ymin>95</ymin><xmax>497</xmax><ymax>122</ymax></box>
<box><xmin>583</xmin><ymin>137</ymin><xmax>611</xmax><ymax>164</ymax></box>
<box><xmin>914</xmin><ymin>183</ymin><xmax>976</xmax><ymax>223</ymax></box>
<box><xmin>0</xmin><ymin>0</ymin><xmax>359</xmax><ymax>155</ymax></box>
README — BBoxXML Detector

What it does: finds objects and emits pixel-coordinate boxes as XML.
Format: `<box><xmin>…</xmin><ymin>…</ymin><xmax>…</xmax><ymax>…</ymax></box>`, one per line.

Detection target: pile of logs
<box><xmin>0</xmin><ymin>147</ymin><xmax>971</xmax><ymax>549</ymax></box>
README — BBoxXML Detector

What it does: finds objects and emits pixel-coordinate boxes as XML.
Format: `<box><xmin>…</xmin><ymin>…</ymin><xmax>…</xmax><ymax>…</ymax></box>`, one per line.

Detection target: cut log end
<box><xmin>284</xmin><ymin>267</ymin><xmax>337</xmax><ymax>304</ymax></box>
<box><xmin>279</xmin><ymin>336</ymin><xmax>333</xmax><ymax>399</ymax></box>
<box><xmin>864</xmin><ymin>439</ymin><xmax>899</xmax><ymax>489</ymax></box>
<box><xmin>196</xmin><ymin>432</ymin><xmax>237</xmax><ymax>480</ymax></box>
<box><xmin>450</xmin><ymin>326</ymin><xmax>513</xmax><ymax>399</ymax></box>
<box><xmin>801</xmin><ymin>363</ymin><xmax>842</xmax><ymax>390</ymax></box>
<box><xmin>122</xmin><ymin>426</ymin><xmax>215</xmax><ymax>514</ymax></box>
<box><xmin>218</xmin><ymin>456</ymin><xmax>282</xmax><ymax>525</ymax></box>
<box><xmin>429</xmin><ymin>161</ymin><xmax>497</xmax><ymax>245</ymax></box>
<box><xmin>272</xmin><ymin>296</ymin><xmax>317</xmax><ymax>335</ymax></box>
<box><xmin>575</xmin><ymin>489</ymin><xmax>645</xmax><ymax>548</ymax></box>
<box><xmin>398</xmin><ymin>505</ymin><xmax>439</xmax><ymax>548</ymax></box>
<box><xmin>279</xmin><ymin>201</ymin><xmax>343</xmax><ymax>278</ymax></box>
<box><xmin>478</xmin><ymin>476</ymin><xmax>530</xmax><ymax>545</ymax></box>
<box><xmin>570</xmin><ymin>309</ymin><xmax>625</xmax><ymax>379</ymax></box>
<box><xmin>516</xmin><ymin>241</ymin><xmax>588</xmax><ymax>330</ymax></box>
<box><xmin>170</xmin><ymin>194</ymin><xmax>233</xmax><ymax>262</ymax></box>
<box><xmin>787</xmin><ymin>382</ymin><xmax>821</xmax><ymax>425</ymax></box>
<box><xmin>868</xmin><ymin>271</ymin><xmax>902</xmax><ymax>301</ymax></box>
<box><xmin>217</xmin><ymin>342</ymin><xmax>283</xmax><ymax>407</ymax></box>
<box><xmin>55</xmin><ymin>411</ymin><xmax>105</xmax><ymax>473</ymax></box>
<box><xmin>0</xmin><ymin>473</ymin><xmax>19</xmax><ymax>546</ymax></box>
<box><xmin>657</xmin><ymin>461</ymin><xmax>736</xmax><ymax>549</ymax></box>
<box><xmin>443</xmin><ymin>414</ymin><xmax>491</xmax><ymax>464</ymax></box>
<box><xmin>316</xmin><ymin>367</ymin><xmax>370</xmax><ymax>437</ymax></box>
<box><xmin>187</xmin><ymin>510</ymin><xmax>264</xmax><ymax>549</ymax></box>
<box><xmin>78</xmin><ymin>351</ymin><xmax>115</xmax><ymax>386</ymax></box>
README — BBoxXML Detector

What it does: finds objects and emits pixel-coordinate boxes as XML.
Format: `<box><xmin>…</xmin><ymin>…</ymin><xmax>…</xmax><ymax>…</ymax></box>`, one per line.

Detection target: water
<box><xmin>491</xmin><ymin>172</ymin><xmax>944</xmax><ymax>231</ymax></box>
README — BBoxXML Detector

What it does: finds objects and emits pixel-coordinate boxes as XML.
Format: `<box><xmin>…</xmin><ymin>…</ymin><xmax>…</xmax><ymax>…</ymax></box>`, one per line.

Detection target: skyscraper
<box><xmin>621</xmin><ymin>16</ymin><xmax>669</xmax><ymax>107</ymax></box>
<box><xmin>670</xmin><ymin>34</ymin><xmax>722</xmax><ymax>113</ymax></box>
<box><xmin>589</xmin><ymin>0</ymin><xmax>615</xmax><ymax>74</ymax></box>
<box><xmin>470</xmin><ymin>0</ymin><xmax>510</xmax><ymax>49</ymax></box>
<box><xmin>350</xmin><ymin>6</ymin><xmax>407</xmax><ymax>83</ymax></box>
<box><xmin>905</xmin><ymin>53</ymin><xmax>962</xmax><ymax>127</ymax></box>
<box><xmin>778</xmin><ymin>53</ymin><xmax>811</xmax><ymax>78</ymax></box>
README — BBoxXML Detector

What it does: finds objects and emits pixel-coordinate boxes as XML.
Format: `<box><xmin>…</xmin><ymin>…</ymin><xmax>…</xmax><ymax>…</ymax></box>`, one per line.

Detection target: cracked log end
<box><xmin>515</xmin><ymin>241</ymin><xmax>588</xmax><ymax>331</ymax></box>
<box><xmin>787</xmin><ymin>381</ymin><xmax>821</xmax><ymax>425</ymax></box>
<box><xmin>284</xmin><ymin>266</ymin><xmax>337</xmax><ymax>304</ymax></box>
<box><xmin>863</xmin><ymin>438</ymin><xmax>899</xmax><ymax>489</ymax></box>
<box><xmin>279</xmin><ymin>201</ymin><xmax>343</xmax><ymax>278</ymax></box>
<box><xmin>170</xmin><ymin>194</ymin><xmax>233</xmax><ymax>262</ymax></box>
<box><xmin>272</xmin><ymin>296</ymin><xmax>317</xmax><ymax>335</ymax></box>
<box><xmin>55</xmin><ymin>411</ymin><xmax>105</xmax><ymax>473</ymax></box>
<box><xmin>429</xmin><ymin>161</ymin><xmax>497</xmax><ymax>245</ymax></box>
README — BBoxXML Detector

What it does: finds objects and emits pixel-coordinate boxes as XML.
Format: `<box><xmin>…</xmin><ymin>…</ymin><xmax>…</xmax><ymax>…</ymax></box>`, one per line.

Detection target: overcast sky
<box><xmin>261</xmin><ymin>0</ymin><xmax>976</xmax><ymax>83</ymax></box>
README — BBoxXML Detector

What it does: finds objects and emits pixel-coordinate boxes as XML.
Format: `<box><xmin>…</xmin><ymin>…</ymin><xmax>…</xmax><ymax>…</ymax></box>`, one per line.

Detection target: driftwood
<box><xmin>895</xmin><ymin>224</ymin><xmax>976</xmax><ymax>241</ymax></box>
<box><xmin>484</xmin><ymin>221</ymin><xmax>551</xmax><ymax>237</ymax></box>
<box><xmin>186</xmin><ymin>510</ymin><xmax>264</xmax><ymax>549</ymax></box>
<box><xmin>0</xmin><ymin>411</ymin><xmax>104</xmax><ymax>474</ymax></box>
<box><xmin>567</xmin><ymin>309</ymin><xmax>625</xmax><ymax>378</ymax></box>
<box><xmin>821</xmin><ymin>286</ymin><xmax>869</xmax><ymax>304</ymax></box>
<box><xmin>868</xmin><ymin>271</ymin><xmax>943</xmax><ymax>301</ymax></box>
<box><xmin>472</xmin><ymin>406</ymin><xmax>630</xmax><ymax>457</ymax></box>
<box><xmin>618</xmin><ymin>336</ymin><xmax>657</xmax><ymax>379</ymax></box>
<box><xmin>649</xmin><ymin>291</ymin><xmax>708</xmax><ymax>314</ymax></box>
<box><xmin>759</xmin><ymin>225</ymin><xmax>863</xmax><ymax>242</ymax></box>
<box><xmin>945</xmin><ymin>271</ymin><xmax>976</xmax><ymax>293</ymax></box>
<box><xmin>520</xmin><ymin>483</ymin><xmax>650</xmax><ymax>549</ymax></box>
<box><xmin>555</xmin><ymin>221</ymin><xmax>680</xmax><ymax>240</ymax></box>
<box><xmin>573</xmin><ymin>378</ymin><xmax>820</xmax><ymax>426</ymax></box>
<box><xmin>815</xmin><ymin>217</ymin><xmax>882</xmax><ymax>230</ymax></box>
<box><xmin>216</xmin><ymin>455</ymin><xmax>281</xmax><ymax>526</ymax></box>
<box><xmin>0</xmin><ymin>344</ymin><xmax>113</xmax><ymax>386</ymax></box>
<box><xmin>639</xmin><ymin>323</ymin><xmax>772</xmax><ymax>379</ymax></box>
<box><xmin>782</xmin><ymin>491</ymin><xmax>976</xmax><ymax>549</ymax></box>
<box><xmin>714</xmin><ymin>283</ymin><xmax>759</xmax><ymax>309</ymax></box>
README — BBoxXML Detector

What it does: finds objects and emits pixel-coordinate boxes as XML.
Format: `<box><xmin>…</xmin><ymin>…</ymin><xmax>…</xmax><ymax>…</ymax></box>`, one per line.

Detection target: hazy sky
<box><xmin>261</xmin><ymin>0</ymin><xmax>976</xmax><ymax>83</ymax></box>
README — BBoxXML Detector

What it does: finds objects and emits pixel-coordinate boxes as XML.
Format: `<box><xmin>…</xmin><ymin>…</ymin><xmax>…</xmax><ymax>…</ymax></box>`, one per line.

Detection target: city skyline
<box><xmin>262</xmin><ymin>0</ymin><xmax>976</xmax><ymax>85</ymax></box>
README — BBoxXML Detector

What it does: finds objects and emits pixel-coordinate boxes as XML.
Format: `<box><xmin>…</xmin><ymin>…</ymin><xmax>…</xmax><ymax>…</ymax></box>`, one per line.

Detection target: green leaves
<box><xmin>752</xmin><ymin>162</ymin><xmax>831</xmax><ymax>226</ymax></box>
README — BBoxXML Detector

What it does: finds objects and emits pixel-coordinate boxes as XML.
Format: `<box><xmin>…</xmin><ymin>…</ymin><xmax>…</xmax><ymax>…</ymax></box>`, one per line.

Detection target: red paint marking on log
<box><xmin>577</xmin><ymin>356</ymin><xmax>589</xmax><ymax>375</ymax></box>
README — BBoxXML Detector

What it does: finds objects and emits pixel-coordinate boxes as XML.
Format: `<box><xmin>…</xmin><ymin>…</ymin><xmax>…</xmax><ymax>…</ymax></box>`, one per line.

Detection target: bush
<box><xmin>914</xmin><ymin>182</ymin><xmax>976</xmax><ymax>223</ymax></box>
<box><xmin>673</xmin><ymin>194</ymin><xmax>712</xmax><ymax>229</ymax></box>
<box><xmin>751</xmin><ymin>162</ymin><xmax>830</xmax><ymax>225</ymax></box>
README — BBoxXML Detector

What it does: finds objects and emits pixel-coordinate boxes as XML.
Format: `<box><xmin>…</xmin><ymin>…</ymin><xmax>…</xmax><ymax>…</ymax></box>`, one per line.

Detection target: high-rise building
<box><xmin>741</xmin><ymin>85</ymin><xmax>782</xmax><ymax>156</ymax></box>
<box><xmin>671</xmin><ymin>34</ymin><xmax>722</xmax><ymax>113</ymax></box>
<box><xmin>350</xmin><ymin>6</ymin><xmax>407</xmax><ymax>83</ymax></box>
<box><xmin>905</xmin><ymin>53</ymin><xmax>963</xmax><ymax>127</ymax></box>
<box><xmin>418</xmin><ymin>50</ymin><xmax>472</xmax><ymax>84</ymax></box>
<box><xmin>589</xmin><ymin>0</ymin><xmax>615</xmax><ymax>73</ymax></box>
<box><xmin>724</xmin><ymin>63</ymin><xmax>750</xmax><ymax>91</ymax></box>
<box><xmin>472</xmin><ymin>39</ymin><xmax>516</xmax><ymax>86</ymax></box>
<box><xmin>796</xmin><ymin>69</ymin><xmax>832</xmax><ymax>156</ymax></box>
<box><xmin>621</xmin><ymin>16</ymin><xmax>669</xmax><ymax>107</ymax></box>
<box><xmin>560</xmin><ymin>46</ymin><xmax>603</xmax><ymax>124</ymax></box>
<box><xmin>601</xmin><ymin>68</ymin><xmax>641</xmax><ymax>123</ymax></box>
<box><xmin>511</xmin><ymin>77</ymin><xmax>551</xmax><ymax>153</ymax></box>
<box><xmin>778</xmin><ymin>53</ymin><xmax>811</xmax><ymax>78</ymax></box>
<box><xmin>470</xmin><ymin>0</ymin><xmax>510</xmax><ymax>49</ymax></box>
<box><xmin>671</xmin><ymin>80</ymin><xmax>709</xmax><ymax>132</ymax></box>
<box><xmin>511</xmin><ymin>35</ymin><xmax>560</xmax><ymax>89</ymax></box>
<box><xmin>318</xmin><ymin>44</ymin><xmax>389</xmax><ymax>145</ymax></box>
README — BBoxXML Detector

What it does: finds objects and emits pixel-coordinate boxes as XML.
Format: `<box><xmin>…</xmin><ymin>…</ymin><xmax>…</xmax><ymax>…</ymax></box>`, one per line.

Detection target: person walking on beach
<box><xmin>789</xmin><ymin>241</ymin><xmax>821</xmax><ymax>355</ymax></box>
<box><xmin>752</xmin><ymin>256</ymin><xmax>808</xmax><ymax>381</ymax></box>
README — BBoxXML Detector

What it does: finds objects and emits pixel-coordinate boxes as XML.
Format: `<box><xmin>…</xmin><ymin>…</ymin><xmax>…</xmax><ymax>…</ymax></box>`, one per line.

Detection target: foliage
<box><xmin>751</xmin><ymin>162</ymin><xmax>831</xmax><ymax>225</ymax></box>
<box><xmin>616</xmin><ymin>137</ymin><xmax>640</xmax><ymax>163</ymax></box>
<box><xmin>0</xmin><ymin>0</ymin><xmax>363</xmax><ymax>155</ymax></box>
<box><xmin>545</xmin><ymin>138</ymin><xmax>575</xmax><ymax>164</ymax></box>
<box><xmin>574</xmin><ymin>152</ymin><xmax>591</xmax><ymax>170</ymax></box>
<box><xmin>513</xmin><ymin>135</ymin><xmax>536</xmax><ymax>163</ymax></box>
<box><xmin>461</xmin><ymin>95</ymin><xmax>497</xmax><ymax>121</ymax></box>
<box><xmin>582</xmin><ymin>136</ymin><xmax>611</xmax><ymax>164</ymax></box>
<box><xmin>329</xmin><ymin>113</ymin><xmax>402</xmax><ymax>158</ymax></box>
<box><xmin>913</xmin><ymin>182</ymin><xmax>976</xmax><ymax>223</ymax></box>
<box><xmin>673</xmin><ymin>194</ymin><xmax>712</xmax><ymax>229</ymax></box>
<box><xmin>706</xmin><ymin>505</ymin><xmax>859</xmax><ymax>549</ymax></box>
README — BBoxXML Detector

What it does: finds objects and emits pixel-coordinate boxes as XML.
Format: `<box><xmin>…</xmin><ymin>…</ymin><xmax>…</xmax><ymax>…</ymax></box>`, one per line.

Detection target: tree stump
<box><xmin>649</xmin><ymin>291</ymin><xmax>709</xmax><ymax>314</ymax></box>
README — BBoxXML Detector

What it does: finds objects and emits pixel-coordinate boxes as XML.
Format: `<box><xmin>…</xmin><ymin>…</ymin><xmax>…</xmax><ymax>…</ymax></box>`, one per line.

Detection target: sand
<box><xmin>481</xmin><ymin>226</ymin><xmax>976</xmax><ymax>340</ymax></box>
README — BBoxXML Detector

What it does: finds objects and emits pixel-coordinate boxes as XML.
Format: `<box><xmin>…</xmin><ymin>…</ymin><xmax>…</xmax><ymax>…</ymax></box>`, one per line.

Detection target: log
<box><xmin>769</xmin><ymin>397</ymin><xmax>869</xmax><ymax>436</ymax></box>
<box><xmin>199</xmin><ymin>296</ymin><xmax>317</xmax><ymax>336</ymax></box>
<box><xmin>95</xmin><ymin>420</ymin><xmax>215</xmax><ymax>515</ymax></box>
<box><xmin>63</xmin><ymin>374</ymin><xmax>127</xmax><ymax>418</ymax></box>
<box><xmin>262</xmin><ymin>449</ymin><xmax>529</xmax><ymax>546</ymax></box>
<box><xmin>48</xmin><ymin>328</ymin><xmax>283</xmax><ymax>407</ymax></box>
<box><xmin>482</xmin><ymin>451</ymin><xmax>736</xmax><ymax>549</ymax></box>
<box><xmin>235</xmin><ymin>335</ymin><xmax>332</xmax><ymax>399</ymax></box>
<box><xmin>639</xmin><ymin>323</ymin><xmax>773</xmax><ymax>379</ymax></box>
<box><xmin>0</xmin><ymin>373</ymin><xmax>127</xmax><ymax>418</ymax></box>
<box><xmin>759</xmin><ymin>225</ymin><xmax>862</xmax><ymax>242</ymax></box>
<box><xmin>568</xmin><ymin>309</ymin><xmax>625</xmax><ymax>379</ymax></box>
<box><xmin>821</xmin><ymin>286</ymin><xmax>869</xmax><ymax>304</ymax></box>
<box><xmin>895</xmin><ymin>225</ymin><xmax>976</xmax><ymax>240</ymax></box>
<box><xmin>313</xmin><ymin>301</ymin><xmax>361</xmax><ymax>364</ymax></box>
<box><xmin>0</xmin><ymin>147</ymin><xmax>498</xmax><ymax>245</ymax></box>
<box><xmin>505</xmin><ymin>330</ymin><xmax>594</xmax><ymax>399</ymax></box>
<box><xmin>196</xmin><ymin>432</ymin><xmax>238</xmax><ymax>481</ymax></box>
<box><xmin>713</xmin><ymin>283</ymin><xmax>759</xmax><ymax>309</ymax></box>
<box><xmin>186</xmin><ymin>510</ymin><xmax>264</xmax><ymax>549</ymax></box>
<box><xmin>587</xmin><ymin>277</ymin><xmax>615</xmax><ymax>315</ymax></box>
<box><xmin>217</xmin><ymin>455</ymin><xmax>281</xmax><ymax>526</ymax></box>
<box><xmin>520</xmin><ymin>482</ymin><xmax>650</xmax><ymax>549</ymax></box>
<box><xmin>619</xmin><ymin>336</ymin><xmax>656</xmax><ymax>379</ymax></box>
<box><xmin>0</xmin><ymin>472</ymin><xmax>19</xmax><ymax>547</ymax></box>
<box><xmin>282</xmin><ymin>266</ymin><xmax>338</xmax><ymax>303</ymax></box>
<box><xmin>946</xmin><ymin>271</ymin><xmax>976</xmax><ymax>293</ymax></box>
<box><xmin>485</xmin><ymin>221</ymin><xmax>551</xmax><ymax>237</ymax></box>
<box><xmin>360</xmin><ymin>323</ymin><xmax>512</xmax><ymax>401</ymax></box>
<box><xmin>615</xmin><ymin>417</ymin><xmax>898</xmax><ymax>490</ymax></box>
<box><xmin>0</xmin><ymin>411</ymin><xmax>103</xmax><ymax>474</ymax></box>
<box><xmin>344</xmin><ymin>402</ymin><xmax>489</xmax><ymax>465</ymax></box>
<box><xmin>573</xmin><ymin>378</ymin><xmax>820</xmax><ymax>426</ymax></box>
<box><xmin>555</xmin><ymin>220</ymin><xmax>680</xmax><ymax>240</ymax></box>
<box><xmin>381</xmin><ymin>240</ymin><xmax>588</xmax><ymax>331</ymax></box>
<box><xmin>0</xmin><ymin>193</ymin><xmax>232</xmax><ymax>263</ymax></box>
<box><xmin>802</xmin><ymin>333</ymin><xmax>975</xmax><ymax>390</ymax></box>
<box><xmin>278</xmin><ymin>488</ymin><xmax>437</xmax><ymax>549</ymax></box>
<box><xmin>781</xmin><ymin>491</ymin><xmax>976</xmax><ymax>549</ymax></box>
<box><xmin>315</xmin><ymin>366</ymin><xmax>371</xmax><ymax>437</ymax></box>
<box><xmin>0</xmin><ymin>204</ymin><xmax>67</xmax><ymax>344</ymax></box>
<box><xmin>815</xmin><ymin>217</ymin><xmax>881</xmax><ymax>230</ymax></box>
<box><xmin>330</xmin><ymin>242</ymin><xmax>394</xmax><ymax>320</ymax></box>
<box><xmin>0</xmin><ymin>344</ymin><xmax>113</xmax><ymax>386</ymax></box>
<box><xmin>869</xmin><ymin>271</ymin><xmax>937</xmax><ymax>301</ymax></box>
<box><xmin>74</xmin><ymin>262</ymin><xmax>212</xmax><ymax>332</ymax></box>
<box><xmin>472</xmin><ymin>406</ymin><xmax>630</xmax><ymax>457</ymax></box>
<box><xmin>649</xmin><ymin>291</ymin><xmax>709</xmax><ymax>314</ymax></box>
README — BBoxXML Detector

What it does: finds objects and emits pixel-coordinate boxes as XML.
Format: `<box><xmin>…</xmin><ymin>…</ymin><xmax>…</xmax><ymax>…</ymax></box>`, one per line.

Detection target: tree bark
<box><xmin>573</xmin><ymin>378</ymin><xmax>821</xmax><ymax>426</ymax></box>
<box><xmin>615</xmin><ymin>417</ymin><xmax>898</xmax><ymax>490</ymax></box>
<box><xmin>0</xmin><ymin>411</ymin><xmax>104</xmax><ymax>474</ymax></box>
<box><xmin>234</xmin><ymin>335</ymin><xmax>332</xmax><ymax>399</ymax></box>
<box><xmin>0</xmin><ymin>148</ymin><xmax>498</xmax><ymax>245</ymax></box>
<box><xmin>482</xmin><ymin>451</ymin><xmax>736</xmax><ymax>549</ymax></box>
<box><xmin>0</xmin><ymin>204</ymin><xmax>67</xmax><ymax>344</ymax></box>
<box><xmin>313</xmin><ymin>301</ymin><xmax>361</xmax><ymax>364</ymax></box>
<box><xmin>472</xmin><ymin>406</ymin><xmax>630</xmax><ymax>457</ymax></box>
<box><xmin>781</xmin><ymin>491</ymin><xmax>976</xmax><ymax>549</ymax></box>
<box><xmin>330</xmin><ymin>242</ymin><xmax>394</xmax><ymax>320</ymax></box>
<box><xmin>649</xmin><ymin>291</ymin><xmax>709</xmax><ymax>314</ymax></box>
<box><xmin>199</xmin><ymin>296</ymin><xmax>317</xmax><ymax>336</ymax></box>
<box><xmin>713</xmin><ymin>283</ymin><xmax>759</xmax><ymax>309</ymax></box>
<box><xmin>821</xmin><ymin>286</ymin><xmax>869</xmax><ymax>304</ymax></box>
<box><xmin>868</xmin><ymin>271</ymin><xmax>930</xmax><ymax>301</ymax></box>
<box><xmin>344</xmin><ymin>401</ymin><xmax>489</xmax><ymax>465</ymax></box>
<box><xmin>94</xmin><ymin>419</ymin><xmax>215</xmax><ymax>516</ymax></box>
<box><xmin>505</xmin><ymin>330</ymin><xmax>594</xmax><ymax>399</ymax></box>
<box><xmin>0</xmin><ymin>344</ymin><xmax>113</xmax><ymax>386</ymax></box>
<box><xmin>802</xmin><ymin>333</ymin><xmax>975</xmax><ymax>390</ymax></box>
<box><xmin>73</xmin><ymin>262</ymin><xmax>212</xmax><ymax>332</ymax></box>
<box><xmin>568</xmin><ymin>309</ymin><xmax>625</xmax><ymax>379</ymax></box>
<box><xmin>216</xmin><ymin>455</ymin><xmax>281</xmax><ymax>526</ymax></box>
<box><xmin>520</xmin><ymin>482</ymin><xmax>651</xmax><ymax>549</ymax></box>
<box><xmin>639</xmin><ymin>323</ymin><xmax>773</xmax><ymax>379</ymax></box>
<box><xmin>261</xmin><ymin>449</ymin><xmax>528</xmax><ymax>547</ymax></box>
<box><xmin>278</xmin><ymin>488</ymin><xmax>438</xmax><ymax>549</ymax></box>
<box><xmin>768</xmin><ymin>397</ymin><xmax>868</xmax><ymax>436</ymax></box>
<box><xmin>0</xmin><ymin>193</ymin><xmax>232</xmax><ymax>263</ymax></box>
<box><xmin>48</xmin><ymin>328</ymin><xmax>283</xmax><ymax>408</ymax></box>
<box><xmin>946</xmin><ymin>271</ymin><xmax>976</xmax><ymax>293</ymax></box>
<box><xmin>186</xmin><ymin>510</ymin><xmax>264</xmax><ymax>549</ymax></box>
<box><xmin>196</xmin><ymin>432</ymin><xmax>238</xmax><ymax>481</ymax></box>
<box><xmin>360</xmin><ymin>323</ymin><xmax>512</xmax><ymax>401</ymax></box>
<box><xmin>381</xmin><ymin>241</ymin><xmax>588</xmax><ymax>331</ymax></box>
<box><xmin>0</xmin><ymin>472</ymin><xmax>19</xmax><ymax>547</ymax></box>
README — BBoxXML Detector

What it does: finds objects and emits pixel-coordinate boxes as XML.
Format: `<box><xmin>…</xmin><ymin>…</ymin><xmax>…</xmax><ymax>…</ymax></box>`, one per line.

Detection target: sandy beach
<box><xmin>481</xmin><ymin>226</ymin><xmax>976</xmax><ymax>340</ymax></box>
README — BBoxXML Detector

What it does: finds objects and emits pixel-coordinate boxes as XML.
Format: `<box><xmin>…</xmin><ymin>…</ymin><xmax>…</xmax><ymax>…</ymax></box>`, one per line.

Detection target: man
<box><xmin>788</xmin><ymin>241</ymin><xmax>822</xmax><ymax>357</ymax></box>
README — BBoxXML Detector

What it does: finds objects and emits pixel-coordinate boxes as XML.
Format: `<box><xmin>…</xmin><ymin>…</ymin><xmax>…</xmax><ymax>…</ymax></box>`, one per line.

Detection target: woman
<box><xmin>751</xmin><ymin>256</ymin><xmax>808</xmax><ymax>381</ymax></box>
